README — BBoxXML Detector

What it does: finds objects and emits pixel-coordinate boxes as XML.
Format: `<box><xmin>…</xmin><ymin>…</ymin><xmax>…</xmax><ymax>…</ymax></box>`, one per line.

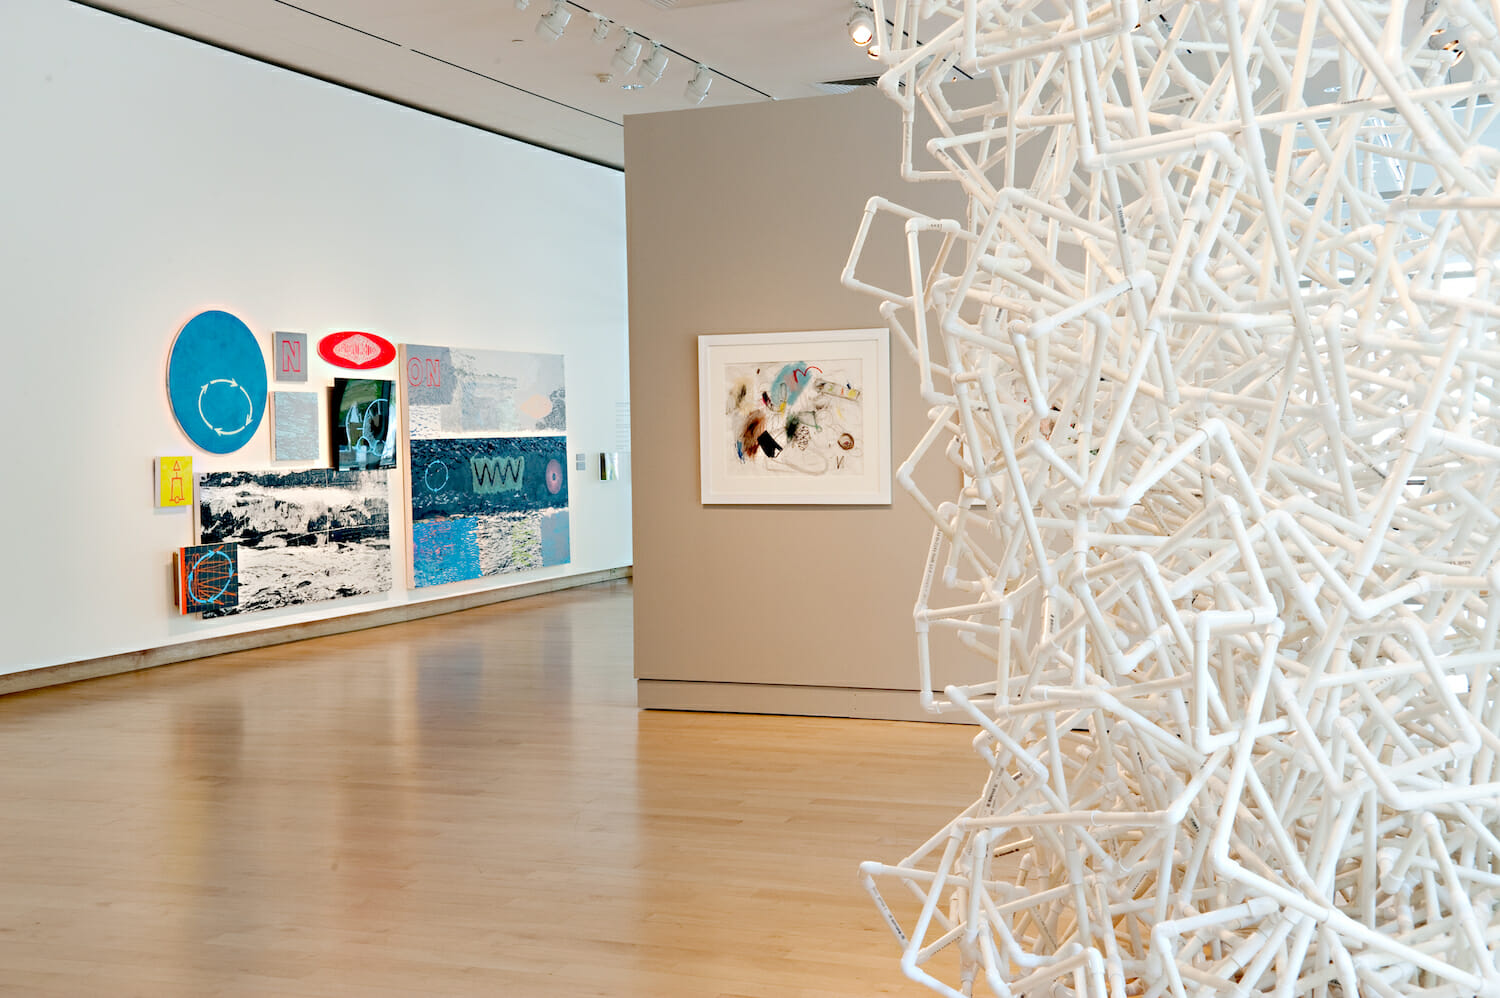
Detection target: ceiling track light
<box><xmin>684</xmin><ymin>63</ymin><xmax>713</xmax><ymax>104</ymax></box>
<box><xmin>514</xmin><ymin>0</ymin><xmax>531</xmax><ymax>9</ymax></box>
<box><xmin>591</xmin><ymin>14</ymin><xmax>611</xmax><ymax>42</ymax></box>
<box><xmin>611</xmin><ymin>29</ymin><xmax>643</xmax><ymax>75</ymax></box>
<box><xmin>638</xmin><ymin>41</ymin><xmax>669</xmax><ymax>86</ymax></box>
<box><xmin>536</xmin><ymin>0</ymin><xmax>571</xmax><ymax>41</ymax></box>
<box><xmin>847</xmin><ymin>1</ymin><xmax>875</xmax><ymax>47</ymax></box>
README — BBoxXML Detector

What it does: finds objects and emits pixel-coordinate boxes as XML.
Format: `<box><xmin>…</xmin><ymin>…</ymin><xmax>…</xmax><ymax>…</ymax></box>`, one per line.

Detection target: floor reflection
<box><xmin>0</xmin><ymin>581</ymin><xmax>974</xmax><ymax>995</ymax></box>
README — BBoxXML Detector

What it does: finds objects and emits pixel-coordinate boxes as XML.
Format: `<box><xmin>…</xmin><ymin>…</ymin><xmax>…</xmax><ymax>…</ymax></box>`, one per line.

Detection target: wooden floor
<box><xmin>0</xmin><ymin>580</ymin><xmax>984</xmax><ymax>997</ymax></box>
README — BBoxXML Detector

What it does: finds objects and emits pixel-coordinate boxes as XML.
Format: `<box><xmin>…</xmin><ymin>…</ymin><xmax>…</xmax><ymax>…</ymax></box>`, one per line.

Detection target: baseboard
<box><xmin>0</xmin><ymin>566</ymin><xmax>633</xmax><ymax>698</ymax></box>
<box><xmin>635</xmin><ymin>679</ymin><xmax>976</xmax><ymax>724</ymax></box>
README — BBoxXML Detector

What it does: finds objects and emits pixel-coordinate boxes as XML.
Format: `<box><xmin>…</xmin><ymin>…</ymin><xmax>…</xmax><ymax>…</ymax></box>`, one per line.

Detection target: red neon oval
<box><xmin>318</xmin><ymin>331</ymin><xmax>396</xmax><ymax>370</ymax></box>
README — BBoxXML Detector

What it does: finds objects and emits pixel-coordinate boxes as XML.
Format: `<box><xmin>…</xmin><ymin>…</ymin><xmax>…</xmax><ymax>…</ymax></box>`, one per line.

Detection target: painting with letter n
<box><xmin>409</xmin><ymin>435</ymin><xmax>569</xmax><ymax>587</ymax></box>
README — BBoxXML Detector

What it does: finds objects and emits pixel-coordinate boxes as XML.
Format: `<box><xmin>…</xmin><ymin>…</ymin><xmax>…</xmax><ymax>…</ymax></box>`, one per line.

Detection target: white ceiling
<box><xmin>80</xmin><ymin>0</ymin><xmax>899</xmax><ymax>167</ymax></box>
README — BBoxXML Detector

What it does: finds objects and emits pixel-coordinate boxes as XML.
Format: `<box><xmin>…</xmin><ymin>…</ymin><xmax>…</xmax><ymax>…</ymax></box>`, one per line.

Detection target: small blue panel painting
<box><xmin>412</xmin><ymin>518</ymin><xmax>484</xmax><ymax>587</ymax></box>
<box><xmin>167</xmin><ymin>310</ymin><xmax>267</xmax><ymax>454</ymax></box>
<box><xmin>540</xmin><ymin>509</ymin><xmax>570</xmax><ymax>567</ymax></box>
<box><xmin>272</xmin><ymin>391</ymin><xmax>320</xmax><ymax>462</ymax></box>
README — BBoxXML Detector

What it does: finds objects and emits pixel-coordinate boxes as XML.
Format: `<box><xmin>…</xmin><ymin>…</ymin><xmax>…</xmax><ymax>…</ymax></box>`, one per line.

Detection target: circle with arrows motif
<box><xmin>167</xmin><ymin>310</ymin><xmax>268</xmax><ymax>454</ymax></box>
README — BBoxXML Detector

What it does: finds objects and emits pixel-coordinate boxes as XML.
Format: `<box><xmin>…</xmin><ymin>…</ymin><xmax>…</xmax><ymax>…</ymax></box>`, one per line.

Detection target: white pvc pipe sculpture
<box><xmin>844</xmin><ymin>1</ymin><xmax>1500</xmax><ymax>995</ymax></box>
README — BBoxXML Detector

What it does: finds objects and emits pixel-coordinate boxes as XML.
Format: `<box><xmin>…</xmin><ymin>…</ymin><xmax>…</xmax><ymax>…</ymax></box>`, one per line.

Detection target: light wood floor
<box><xmin>0</xmin><ymin>580</ymin><xmax>984</xmax><ymax>997</ymax></box>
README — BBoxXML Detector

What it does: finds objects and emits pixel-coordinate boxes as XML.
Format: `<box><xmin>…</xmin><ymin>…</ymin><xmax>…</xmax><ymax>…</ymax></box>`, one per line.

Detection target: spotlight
<box><xmin>611</xmin><ymin>29</ymin><xmax>642</xmax><ymax>74</ymax></box>
<box><xmin>638</xmin><ymin>42</ymin><xmax>669</xmax><ymax>85</ymax></box>
<box><xmin>536</xmin><ymin>0</ymin><xmax>570</xmax><ymax>41</ymax></box>
<box><xmin>591</xmin><ymin>14</ymin><xmax>611</xmax><ymax>42</ymax></box>
<box><xmin>847</xmin><ymin>2</ymin><xmax>875</xmax><ymax>46</ymax></box>
<box><xmin>685</xmin><ymin>64</ymin><xmax>713</xmax><ymax>104</ymax></box>
<box><xmin>867</xmin><ymin>41</ymin><xmax>882</xmax><ymax>60</ymax></box>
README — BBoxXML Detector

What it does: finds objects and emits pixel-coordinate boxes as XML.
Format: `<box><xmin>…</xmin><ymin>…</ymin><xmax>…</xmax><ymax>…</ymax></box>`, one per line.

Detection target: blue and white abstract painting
<box><xmin>408</xmin><ymin>435</ymin><xmax>569</xmax><ymax>587</ymax></box>
<box><xmin>167</xmin><ymin>310</ymin><xmax>267</xmax><ymax>454</ymax></box>
<box><xmin>271</xmin><ymin>391</ymin><xmax>319</xmax><ymax>462</ymax></box>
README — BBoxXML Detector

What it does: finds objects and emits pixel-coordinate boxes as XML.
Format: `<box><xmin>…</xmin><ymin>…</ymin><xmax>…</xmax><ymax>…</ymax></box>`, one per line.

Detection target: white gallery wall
<box><xmin>0</xmin><ymin>0</ymin><xmax>632</xmax><ymax>677</ymax></box>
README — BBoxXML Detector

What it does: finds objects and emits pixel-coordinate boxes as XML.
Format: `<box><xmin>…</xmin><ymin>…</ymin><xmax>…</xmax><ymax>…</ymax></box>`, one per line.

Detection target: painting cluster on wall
<box><xmin>160</xmin><ymin>310</ymin><xmax>572</xmax><ymax>617</ymax></box>
<box><xmin>401</xmin><ymin>344</ymin><xmax>569</xmax><ymax>588</ymax></box>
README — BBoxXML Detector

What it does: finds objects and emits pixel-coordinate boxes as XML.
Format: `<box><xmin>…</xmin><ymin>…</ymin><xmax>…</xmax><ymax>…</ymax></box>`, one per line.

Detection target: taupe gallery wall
<box><xmin>625</xmin><ymin>87</ymin><xmax>984</xmax><ymax>719</ymax></box>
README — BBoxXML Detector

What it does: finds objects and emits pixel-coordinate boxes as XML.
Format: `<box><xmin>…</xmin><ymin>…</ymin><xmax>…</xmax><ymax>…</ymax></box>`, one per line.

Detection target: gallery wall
<box><xmin>0</xmin><ymin>0</ymin><xmax>632</xmax><ymax>678</ymax></box>
<box><xmin>625</xmin><ymin>88</ymin><xmax>986</xmax><ymax>719</ymax></box>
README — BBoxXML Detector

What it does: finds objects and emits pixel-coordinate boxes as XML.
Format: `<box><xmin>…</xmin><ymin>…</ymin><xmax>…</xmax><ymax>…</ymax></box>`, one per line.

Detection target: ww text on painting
<box><xmin>471</xmin><ymin>456</ymin><xmax>525</xmax><ymax>494</ymax></box>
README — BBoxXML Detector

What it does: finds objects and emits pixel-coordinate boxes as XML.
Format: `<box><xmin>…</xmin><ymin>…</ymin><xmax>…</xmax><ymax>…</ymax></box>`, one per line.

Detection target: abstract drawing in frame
<box><xmin>271</xmin><ymin>391</ymin><xmax>320</xmax><ymax>462</ymax></box>
<box><xmin>402</xmin><ymin>343</ymin><xmax>566</xmax><ymax>437</ymax></box>
<box><xmin>197</xmin><ymin>468</ymin><xmax>391</xmax><ymax>617</ymax></box>
<box><xmin>408</xmin><ymin>435</ymin><xmax>569</xmax><ymax>587</ymax></box>
<box><xmin>330</xmin><ymin>379</ymin><xmax>396</xmax><ymax>470</ymax></box>
<box><xmin>175</xmin><ymin>542</ymin><xmax>238</xmax><ymax>614</ymax></box>
<box><xmin>698</xmin><ymin>329</ymin><xmax>891</xmax><ymax>504</ymax></box>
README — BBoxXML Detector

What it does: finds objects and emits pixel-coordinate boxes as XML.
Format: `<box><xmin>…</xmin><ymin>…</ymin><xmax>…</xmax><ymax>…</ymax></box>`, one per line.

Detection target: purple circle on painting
<box><xmin>545</xmin><ymin>459</ymin><xmax>564</xmax><ymax>494</ymax></box>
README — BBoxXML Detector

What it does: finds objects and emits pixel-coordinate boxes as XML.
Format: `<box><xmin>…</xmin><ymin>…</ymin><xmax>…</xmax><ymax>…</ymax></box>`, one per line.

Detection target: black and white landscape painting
<box><xmin>197</xmin><ymin>468</ymin><xmax>390</xmax><ymax>617</ymax></box>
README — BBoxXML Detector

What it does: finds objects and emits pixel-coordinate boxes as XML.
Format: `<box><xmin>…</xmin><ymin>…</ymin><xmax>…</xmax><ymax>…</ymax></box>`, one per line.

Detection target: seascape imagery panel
<box><xmin>409</xmin><ymin>435</ymin><xmax>569</xmax><ymax>587</ymax></box>
<box><xmin>197</xmin><ymin>468</ymin><xmax>391</xmax><ymax>617</ymax></box>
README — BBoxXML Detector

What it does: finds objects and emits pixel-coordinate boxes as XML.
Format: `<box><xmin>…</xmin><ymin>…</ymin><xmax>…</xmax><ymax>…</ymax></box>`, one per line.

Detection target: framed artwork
<box><xmin>698</xmin><ymin>329</ymin><xmax>891</xmax><ymax>504</ymax></box>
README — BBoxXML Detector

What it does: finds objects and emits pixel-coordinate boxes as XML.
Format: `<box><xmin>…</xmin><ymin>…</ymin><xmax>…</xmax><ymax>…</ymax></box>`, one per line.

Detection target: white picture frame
<box><xmin>698</xmin><ymin>328</ymin><xmax>891</xmax><ymax>505</ymax></box>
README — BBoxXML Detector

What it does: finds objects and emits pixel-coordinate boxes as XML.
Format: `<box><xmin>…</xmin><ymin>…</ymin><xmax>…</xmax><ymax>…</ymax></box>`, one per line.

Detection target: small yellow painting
<box><xmin>155</xmin><ymin>456</ymin><xmax>193</xmax><ymax>508</ymax></box>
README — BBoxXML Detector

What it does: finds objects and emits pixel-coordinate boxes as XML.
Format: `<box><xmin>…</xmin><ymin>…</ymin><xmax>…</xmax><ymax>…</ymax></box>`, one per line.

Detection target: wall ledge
<box><xmin>635</xmin><ymin>679</ymin><xmax>976</xmax><ymax>724</ymax></box>
<box><xmin>2</xmin><ymin>567</ymin><xmax>632</xmax><ymax>698</ymax></box>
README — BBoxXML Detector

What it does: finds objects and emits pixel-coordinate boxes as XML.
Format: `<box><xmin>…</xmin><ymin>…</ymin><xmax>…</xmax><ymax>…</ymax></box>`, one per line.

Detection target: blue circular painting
<box><xmin>167</xmin><ymin>310</ymin><xmax>267</xmax><ymax>454</ymax></box>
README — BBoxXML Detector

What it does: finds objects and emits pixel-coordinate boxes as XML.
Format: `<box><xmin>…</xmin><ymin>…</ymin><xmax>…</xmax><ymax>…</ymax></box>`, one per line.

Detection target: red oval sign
<box><xmin>319</xmin><ymin>331</ymin><xmax>396</xmax><ymax>370</ymax></box>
